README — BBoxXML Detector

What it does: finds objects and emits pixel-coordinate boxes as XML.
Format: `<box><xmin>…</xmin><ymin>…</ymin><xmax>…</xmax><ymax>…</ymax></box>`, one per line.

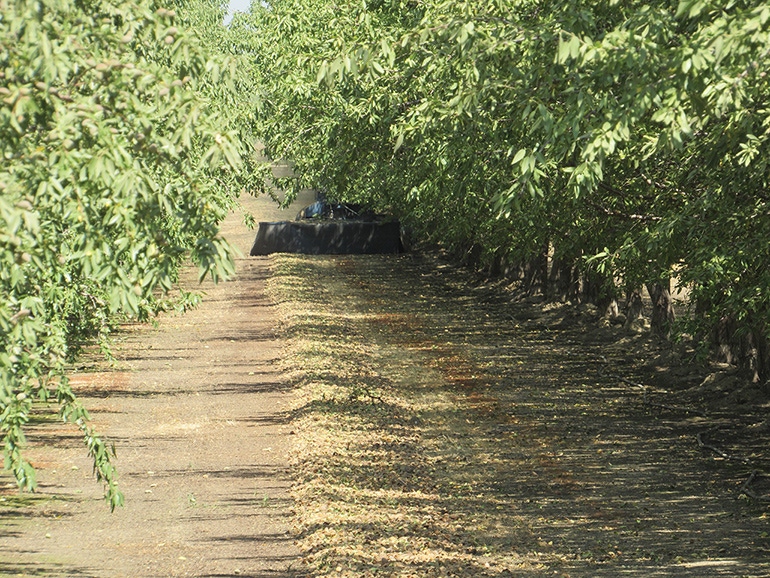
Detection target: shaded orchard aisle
<box><xmin>0</xmin><ymin>189</ymin><xmax>312</xmax><ymax>578</ymax></box>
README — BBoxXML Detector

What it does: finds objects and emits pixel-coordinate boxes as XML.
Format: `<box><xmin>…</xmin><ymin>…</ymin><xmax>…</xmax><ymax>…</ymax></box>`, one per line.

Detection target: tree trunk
<box><xmin>522</xmin><ymin>244</ymin><xmax>549</xmax><ymax>295</ymax></box>
<box><xmin>549</xmin><ymin>255</ymin><xmax>580</xmax><ymax>302</ymax></box>
<box><xmin>458</xmin><ymin>242</ymin><xmax>482</xmax><ymax>270</ymax></box>
<box><xmin>488</xmin><ymin>252</ymin><xmax>503</xmax><ymax>278</ymax></box>
<box><xmin>539</xmin><ymin>241</ymin><xmax>550</xmax><ymax>296</ymax></box>
<box><xmin>647</xmin><ymin>279</ymin><xmax>675</xmax><ymax>338</ymax></box>
<box><xmin>624</xmin><ymin>290</ymin><xmax>644</xmax><ymax>330</ymax></box>
<box><xmin>581</xmin><ymin>268</ymin><xmax>616</xmax><ymax>312</ymax></box>
<box><xmin>751</xmin><ymin>327</ymin><xmax>770</xmax><ymax>388</ymax></box>
<box><xmin>710</xmin><ymin>316</ymin><xmax>770</xmax><ymax>385</ymax></box>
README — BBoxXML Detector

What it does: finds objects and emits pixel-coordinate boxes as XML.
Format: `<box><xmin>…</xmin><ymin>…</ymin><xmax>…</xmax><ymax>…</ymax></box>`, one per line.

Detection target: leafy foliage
<box><xmin>241</xmin><ymin>0</ymin><xmax>770</xmax><ymax>381</ymax></box>
<box><xmin>0</xmin><ymin>0</ymin><xmax>249</xmax><ymax>507</ymax></box>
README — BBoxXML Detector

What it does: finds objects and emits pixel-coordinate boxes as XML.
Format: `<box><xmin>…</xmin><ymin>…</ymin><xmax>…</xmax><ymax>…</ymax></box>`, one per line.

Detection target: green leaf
<box><xmin>393</xmin><ymin>132</ymin><xmax>404</xmax><ymax>152</ymax></box>
<box><xmin>512</xmin><ymin>148</ymin><xmax>527</xmax><ymax>165</ymax></box>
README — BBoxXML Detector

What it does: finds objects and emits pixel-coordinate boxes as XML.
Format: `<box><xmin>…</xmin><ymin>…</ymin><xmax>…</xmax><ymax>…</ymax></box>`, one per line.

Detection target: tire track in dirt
<box><xmin>0</xmin><ymin>192</ymin><xmax>311</xmax><ymax>578</ymax></box>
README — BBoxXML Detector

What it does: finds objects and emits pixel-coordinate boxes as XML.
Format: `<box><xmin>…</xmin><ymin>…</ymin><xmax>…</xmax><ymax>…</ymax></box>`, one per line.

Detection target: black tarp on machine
<box><xmin>249</xmin><ymin>201</ymin><xmax>405</xmax><ymax>256</ymax></box>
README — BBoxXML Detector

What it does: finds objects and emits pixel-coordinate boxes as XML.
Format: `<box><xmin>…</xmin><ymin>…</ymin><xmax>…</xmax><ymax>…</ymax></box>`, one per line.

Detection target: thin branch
<box><xmin>740</xmin><ymin>470</ymin><xmax>770</xmax><ymax>502</ymax></box>
<box><xmin>696</xmin><ymin>430</ymin><xmax>750</xmax><ymax>464</ymax></box>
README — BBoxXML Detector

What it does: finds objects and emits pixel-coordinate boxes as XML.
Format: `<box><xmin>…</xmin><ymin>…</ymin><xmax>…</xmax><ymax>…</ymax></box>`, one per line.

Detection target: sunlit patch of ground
<box><xmin>268</xmin><ymin>252</ymin><xmax>770</xmax><ymax>577</ymax></box>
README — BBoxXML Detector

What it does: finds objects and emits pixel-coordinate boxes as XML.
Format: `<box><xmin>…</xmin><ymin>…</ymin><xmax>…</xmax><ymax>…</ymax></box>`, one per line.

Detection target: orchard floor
<box><xmin>0</xmin><ymin>190</ymin><xmax>311</xmax><ymax>578</ymax></box>
<box><xmin>3</xmin><ymin>191</ymin><xmax>770</xmax><ymax>578</ymax></box>
<box><xmin>270</xmin><ymin>252</ymin><xmax>770</xmax><ymax>578</ymax></box>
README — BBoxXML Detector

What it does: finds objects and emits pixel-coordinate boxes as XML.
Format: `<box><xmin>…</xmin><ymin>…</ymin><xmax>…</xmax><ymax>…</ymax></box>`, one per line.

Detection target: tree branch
<box><xmin>740</xmin><ymin>470</ymin><xmax>770</xmax><ymax>502</ymax></box>
<box><xmin>696</xmin><ymin>429</ymin><xmax>750</xmax><ymax>464</ymax></box>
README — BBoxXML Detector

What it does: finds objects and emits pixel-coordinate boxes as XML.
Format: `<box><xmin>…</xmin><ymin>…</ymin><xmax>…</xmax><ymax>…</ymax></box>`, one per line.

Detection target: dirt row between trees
<box><xmin>2</xmin><ymin>190</ymin><xmax>770</xmax><ymax>577</ymax></box>
<box><xmin>270</xmin><ymin>252</ymin><xmax>770</xmax><ymax>577</ymax></box>
<box><xmin>0</xmin><ymin>192</ymin><xmax>306</xmax><ymax>578</ymax></box>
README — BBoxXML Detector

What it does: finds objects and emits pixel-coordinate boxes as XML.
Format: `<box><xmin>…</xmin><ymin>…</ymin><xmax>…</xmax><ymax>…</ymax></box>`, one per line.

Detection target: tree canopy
<box><xmin>3</xmin><ymin>0</ymin><xmax>769</xmax><ymax>506</ymax></box>
<box><xmin>238</xmin><ymin>0</ymin><xmax>770</xmax><ymax>382</ymax></box>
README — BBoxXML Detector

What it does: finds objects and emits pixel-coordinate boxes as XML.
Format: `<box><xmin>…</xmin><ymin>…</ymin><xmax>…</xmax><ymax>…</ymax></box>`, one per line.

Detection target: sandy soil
<box><xmin>0</xmin><ymin>190</ymin><xmax>312</xmax><ymax>578</ymax></box>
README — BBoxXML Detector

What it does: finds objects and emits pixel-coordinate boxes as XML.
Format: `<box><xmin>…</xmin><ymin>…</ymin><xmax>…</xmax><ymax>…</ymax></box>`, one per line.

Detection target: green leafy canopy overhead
<box><xmin>243</xmin><ymin>0</ymin><xmax>770</xmax><ymax>378</ymax></box>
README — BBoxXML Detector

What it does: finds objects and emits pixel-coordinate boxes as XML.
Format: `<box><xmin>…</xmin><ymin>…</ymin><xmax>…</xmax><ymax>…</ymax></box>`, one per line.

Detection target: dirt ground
<box><xmin>2</xmin><ymin>188</ymin><xmax>770</xmax><ymax>578</ymax></box>
<box><xmin>268</xmin><ymin>253</ymin><xmax>770</xmax><ymax>577</ymax></box>
<box><xmin>0</xmin><ymin>190</ymin><xmax>312</xmax><ymax>577</ymax></box>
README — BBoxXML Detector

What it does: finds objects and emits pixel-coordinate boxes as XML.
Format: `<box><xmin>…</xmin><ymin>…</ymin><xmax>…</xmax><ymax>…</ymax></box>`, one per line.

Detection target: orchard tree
<box><xmin>244</xmin><ymin>0</ymin><xmax>770</xmax><ymax>381</ymax></box>
<box><xmin>547</xmin><ymin>0</ymin><xmax>770</xmax><ymax>372</ymax></box>
<box><xmin>0</xmin><ymin>0</ymin><xmax>249</xmax><ymax>508</ymax></box>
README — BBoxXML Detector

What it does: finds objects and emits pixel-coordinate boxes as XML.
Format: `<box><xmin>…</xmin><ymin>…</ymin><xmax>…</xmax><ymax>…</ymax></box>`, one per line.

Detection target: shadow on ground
<box><xmin>271</xmin><ymin>253</ymin><xmax>770</xmax><ymax>578</ymax></box>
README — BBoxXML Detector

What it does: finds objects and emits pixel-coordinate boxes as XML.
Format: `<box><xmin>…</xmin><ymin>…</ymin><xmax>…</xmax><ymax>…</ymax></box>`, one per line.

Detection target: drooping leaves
<box><xmin>0</xmin><ymin>0</ymin><xmax>250</xmax><ymax>507</ymax></box>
